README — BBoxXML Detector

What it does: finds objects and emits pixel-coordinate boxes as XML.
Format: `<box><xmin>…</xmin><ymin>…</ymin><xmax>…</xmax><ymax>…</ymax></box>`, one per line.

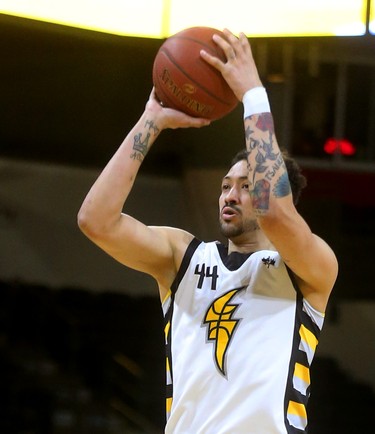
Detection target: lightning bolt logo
<box><xmin>203</xmin><ymin>286</ymin><xmax>246</xmax><ymax>377</ymax></box>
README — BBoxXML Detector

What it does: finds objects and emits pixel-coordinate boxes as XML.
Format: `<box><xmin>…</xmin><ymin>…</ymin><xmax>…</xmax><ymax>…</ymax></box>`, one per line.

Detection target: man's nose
<box><xmin>225</xmin><ymin>186</ymin><xmax>240</xmax><ymax>204</ymax></box>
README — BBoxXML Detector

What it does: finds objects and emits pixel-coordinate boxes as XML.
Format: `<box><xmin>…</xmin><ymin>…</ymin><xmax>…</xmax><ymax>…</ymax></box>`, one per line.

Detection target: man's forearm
<box><xmin>77</xmin><ymin>110</ymin><xmax>162</xmax><ymax>236</ymax></box>
<box><xmin>242</xmin><ymin>88</ymin><xmax>291</xmax><ymax>216</ymax></box>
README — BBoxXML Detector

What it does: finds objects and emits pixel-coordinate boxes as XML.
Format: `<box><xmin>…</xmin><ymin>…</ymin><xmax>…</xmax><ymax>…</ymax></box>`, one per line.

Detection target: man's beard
<box><xmin>219</xmin><ymin>216</ymin><xmax>260</xmax><ymax>239</ymax></box>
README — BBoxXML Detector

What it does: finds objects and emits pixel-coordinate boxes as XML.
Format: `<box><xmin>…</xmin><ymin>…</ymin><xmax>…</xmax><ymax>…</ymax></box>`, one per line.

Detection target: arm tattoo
<box><xmin>245</xmin><ymin>125</ymin><xmax>255</xmax><ymax>143</ymax></box>
<box><xmin>251</xmin><ymin>179</ymin><xmax>270</xmax><ymax>214</ymax></box>
<box><xmin>255</xmin><ymin>113</ymin><xmax>275</xmax><ymax>135</ymax></box>
<box><xmin>251</xmin><ymin>139</ymin><xmax>279</xmax><ymax>186</ymax></box>
<box><xmin>246</xmin><ymin>113</ymin><xmax>291</xmax><ymax>209</ymax></box>
<box><xmin>273</xmin><ymin>172</ymin><xmax>291</xmax><ymax>198</ymax></box>
<box><xmin>145</xmin><ymin>119</ymin><xmax>160</xmax><ymax>136</ymax></box>
<box><xmin>264</xmin><ymin>153</ymin><xmax>283</xmax><ymax>182</ymax></box>
<box><xmin>130</xmin><ymin>118</ymin><xmax>159</xmax><ymax>162</ymax></box>
<box><xmin>130</xmin><ymin>132</ymin><xmax>150</xmax><ymax>161</ymax></box>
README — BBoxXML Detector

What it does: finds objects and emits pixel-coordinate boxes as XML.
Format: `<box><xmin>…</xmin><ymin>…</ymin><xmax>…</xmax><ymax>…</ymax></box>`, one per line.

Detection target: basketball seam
<box><xmin>159</xmin><ymin>46</ymin><xmax>235</xmax><ymax>107</ymax></box>
<box><xmin>168</xmin><ymin>35</ymin><xmax>225</xmax><ymax>61</ymax></box>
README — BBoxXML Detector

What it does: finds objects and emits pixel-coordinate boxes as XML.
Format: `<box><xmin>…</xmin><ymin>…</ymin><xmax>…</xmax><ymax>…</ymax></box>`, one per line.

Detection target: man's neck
<box><xmin>227</xmin><ymin>231</ymin><xmax>274</xmax><ymax>255</ymax></box>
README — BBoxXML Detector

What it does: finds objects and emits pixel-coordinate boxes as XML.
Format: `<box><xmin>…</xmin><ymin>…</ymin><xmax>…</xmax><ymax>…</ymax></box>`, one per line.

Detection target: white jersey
<box><xmin>162</xmin><ymin>238</ymin><xmax>324</xmax><ymax>434</ymax></box>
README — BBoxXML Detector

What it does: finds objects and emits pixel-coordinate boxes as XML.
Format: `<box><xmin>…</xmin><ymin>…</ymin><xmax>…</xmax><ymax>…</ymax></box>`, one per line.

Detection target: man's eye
<box><xmin>242</xmin><ymin>184</ymin><xmax>249</xmax><ymax>190</ymax></box>
<box><xmin>222</xmin><ymin>184</ymin><xmax>230</xmax><ymax>191</ymax></box>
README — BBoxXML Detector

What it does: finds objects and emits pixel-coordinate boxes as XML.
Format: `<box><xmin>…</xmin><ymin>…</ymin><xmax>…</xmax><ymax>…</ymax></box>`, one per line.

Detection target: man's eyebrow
<box><xmin>222</xmin><ymin>175</ymin><xmax>249</xmax><ymax>181</ymax></box>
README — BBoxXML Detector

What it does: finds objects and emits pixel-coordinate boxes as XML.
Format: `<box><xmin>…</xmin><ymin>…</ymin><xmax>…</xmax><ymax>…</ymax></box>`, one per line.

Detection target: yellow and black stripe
<box><xmin>284</xmin><ymin>289</ymin><xmax>322</xmax><ymax>433</ymax></box>
<box><xmin>164</xmin><ymin>237</ymin><xmax>202</xmax><ymax>420</ymax></box>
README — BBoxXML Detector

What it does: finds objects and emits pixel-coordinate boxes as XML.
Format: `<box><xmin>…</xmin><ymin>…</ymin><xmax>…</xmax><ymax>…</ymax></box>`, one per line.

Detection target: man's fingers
<box><xmin>223</xmin><ymin>28</ymin><xmax>239</xmax><ymax>44</ymax></box>
<box><xmin>200</xmin><ymin>31</ymin><xmax>237</xmax><ymax>69</ymax></box>
<box><xmin>212</xmin><ymin>32</ymin><xmax>237</xmax><ymax>62</ymax></box>
<box><xmin>200</xmin><ymin>48</ymin><xmax>224</xmax><ymax>71</ymax></box>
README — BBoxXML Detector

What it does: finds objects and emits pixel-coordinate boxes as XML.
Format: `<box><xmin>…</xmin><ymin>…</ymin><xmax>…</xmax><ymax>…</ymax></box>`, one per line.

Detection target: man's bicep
<box><xmin>280</xmin><ymin>221</ymin><xmax>338</xmax><ymax>311</ymax></box>
<box><xmin>263</xmin><ymin>207</ymin><xmax>338</xmax><ymax>302</ymax></box>
<box><xmin>291</xmin><ymin>234</ymin><xmax>338</xmax><ymax>312</ymax></box>
<box><xmin>93</xmin><ymin>214</ymin><xmax>177</xmax><ymax>277</ymax></box>
<box><xmin>288</xmin><ymin>226</ymin><xmax>337</xmax><ymax>289</ymax></box>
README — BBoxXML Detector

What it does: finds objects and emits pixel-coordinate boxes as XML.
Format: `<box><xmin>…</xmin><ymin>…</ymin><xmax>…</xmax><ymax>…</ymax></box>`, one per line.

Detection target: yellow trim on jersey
<box><xmin>287</xmin><ymin>401</ymin><xmax>307</xmax><ymax>418</ymax></box>
<box><xmin>303</xmin><ymin>297</ymin><xmax>325</xmax><ymax>318</ymax></box>
<box><xmin>162</xmin><ymin>289</ymin><xmax>172</xmax><ymax>305</ymax></box>
<box><xmin>299</xmin><ymin>324</ymin><xmax>318</xmax><ymax>352</ymax></box>
<box><xmin>166</xmin><ymin>397</ymin><xmax>173</xmax><ymax>413</ymax></box>
<box><xmin>294</xmin><ymin>363</ymin><xmax>310</xmax><ymax>384</ymax></box>
<box><xmin>164</xmin><ymin>321</ymin><xmax>170</xmax><ymax>340</ymax></box>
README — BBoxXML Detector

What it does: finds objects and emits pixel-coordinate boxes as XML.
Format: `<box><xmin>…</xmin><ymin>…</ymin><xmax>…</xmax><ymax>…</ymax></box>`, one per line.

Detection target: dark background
<box><xmin>1</xmin><ymin>13</ymin><xmax>375</xmax><ymax>433</ymax></box>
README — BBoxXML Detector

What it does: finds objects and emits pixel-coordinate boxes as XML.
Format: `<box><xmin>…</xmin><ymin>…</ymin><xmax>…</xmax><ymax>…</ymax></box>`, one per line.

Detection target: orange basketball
<box><xmin>152</xmin><ymin>27</ymin><xmax>238</xmax><ymax>121</ymax></box>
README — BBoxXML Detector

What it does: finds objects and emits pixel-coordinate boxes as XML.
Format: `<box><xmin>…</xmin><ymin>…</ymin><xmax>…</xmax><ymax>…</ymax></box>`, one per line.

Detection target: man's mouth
<box><xmin>221</xmin><ymin>206</ymin><xmax>240</xmax><ymax>219</ymax></box>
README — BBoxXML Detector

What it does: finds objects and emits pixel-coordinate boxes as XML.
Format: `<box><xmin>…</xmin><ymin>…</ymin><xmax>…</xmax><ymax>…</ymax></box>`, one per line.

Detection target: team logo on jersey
<box><xmin>202</xmin><ymin>286</ymin><xmax>246</xmax><ymax>377</ymax></box>
<box><xmin>262</xmin><ymin>255</ymin><xmax>276</xmax><ymax>268</ymax></box>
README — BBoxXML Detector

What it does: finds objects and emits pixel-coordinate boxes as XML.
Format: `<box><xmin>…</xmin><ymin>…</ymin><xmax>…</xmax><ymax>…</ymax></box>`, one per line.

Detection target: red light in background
<box><xmin>324</xmin><ymin>137</ymin><xmax>356</xmax><ymax>156</ymax></box>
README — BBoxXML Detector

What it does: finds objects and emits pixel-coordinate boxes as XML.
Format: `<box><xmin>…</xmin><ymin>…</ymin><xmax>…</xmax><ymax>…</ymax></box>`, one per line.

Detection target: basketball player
<box><xmin>78</xmin><ymin>29</ymin><xmax>338</xmax><ymax>433</ymax></box>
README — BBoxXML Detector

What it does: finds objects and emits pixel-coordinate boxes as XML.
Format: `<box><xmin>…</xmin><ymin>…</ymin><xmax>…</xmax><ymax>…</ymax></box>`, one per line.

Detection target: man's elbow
<box><xmin>77</xmin><ymin>204</ymin><xmax>121</xmax><ymax>247</ymax></box>
<box><xmin>77</xmin><ymin>206</ymin><xmax>100</xmax><ymax>240</ymax></box>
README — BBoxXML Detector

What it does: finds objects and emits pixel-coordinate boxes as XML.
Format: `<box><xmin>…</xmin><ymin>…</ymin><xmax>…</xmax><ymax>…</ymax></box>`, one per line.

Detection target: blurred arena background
<box><xmin>0</xmin><ymin>2</ymin><xmax>375</xmax><ymax>432</ymax></box>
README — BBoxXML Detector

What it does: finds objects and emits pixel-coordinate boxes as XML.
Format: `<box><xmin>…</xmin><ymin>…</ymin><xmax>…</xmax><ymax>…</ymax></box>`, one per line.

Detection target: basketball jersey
<box><xmin>162</xmin><ymin>238</ymin><xmax>324</xmax><ymax>434</ymax></box>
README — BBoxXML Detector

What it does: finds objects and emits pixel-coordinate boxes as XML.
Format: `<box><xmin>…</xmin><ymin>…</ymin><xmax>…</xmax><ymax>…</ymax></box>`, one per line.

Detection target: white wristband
<box><xmin>242</xmin><ymin>87</ymin><xmax>271</xmax><ymax>118</ymax></box>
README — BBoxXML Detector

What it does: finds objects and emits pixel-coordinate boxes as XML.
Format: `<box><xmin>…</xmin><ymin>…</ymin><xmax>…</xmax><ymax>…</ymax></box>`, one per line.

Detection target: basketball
<box><xmin>152</xmin><ymin>27</ymin><xmax>238</xmax><ymax>121</ymax></box>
